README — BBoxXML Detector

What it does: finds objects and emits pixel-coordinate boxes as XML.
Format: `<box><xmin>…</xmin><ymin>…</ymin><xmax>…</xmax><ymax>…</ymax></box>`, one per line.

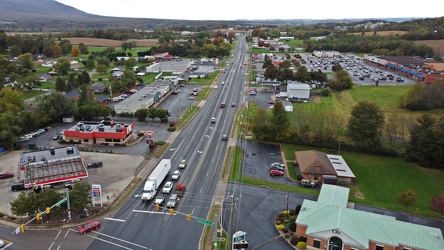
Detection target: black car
<box><xmin>87</xmin><ymin>162</ymin><xmax>103</xmax><ymax>168</ymax></box>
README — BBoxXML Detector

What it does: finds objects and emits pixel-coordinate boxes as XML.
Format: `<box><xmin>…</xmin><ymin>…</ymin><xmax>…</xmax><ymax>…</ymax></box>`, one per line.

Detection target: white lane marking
<box><xmin>104</xmin><ymin>217</ymin><xmax>126</xmax><ymax>222</ymax></box>
<box><xmin>200</xmin><ymin>188</ymin><xmax>203</xmax><ymax>193</ymax></box>
<box><xmin>63</xmin><ymin>229</ymin><xmax>70</xmax><ymax>238</ymax></box>
<box><xmin>48</xmin><ymin>242</ymin><xmax>54</xmax><ymax>250</ymax></box>
<box><xmin>88</xmin><ymin>231</ymin><xmax>151</xmax><ymax>249</ymax></box>
<box><xmin>54</xmin><ymin>230</ymin><xmax>61</xmax><ymax>240</ymax></box>
<box><xmin>191</xmin><ymin>208</ymin><xmax>195</xmax><ymax>215</ymax></box>
<box><xmin>132</xmin><ymin>209</ymin><xmax>169</xmax><ymax>215</ymax></box>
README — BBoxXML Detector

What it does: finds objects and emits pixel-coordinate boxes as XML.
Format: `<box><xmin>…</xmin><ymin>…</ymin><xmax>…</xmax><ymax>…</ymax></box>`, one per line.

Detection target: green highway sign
<box><xmin>55</xmin><ymin>197</ymin><xmax>68</xmax><ymax>207</ymax></box>
<box><xmin>195</xmin><ymin>217</ymin><xmax>213</xmax><ymax>226</ymax></box>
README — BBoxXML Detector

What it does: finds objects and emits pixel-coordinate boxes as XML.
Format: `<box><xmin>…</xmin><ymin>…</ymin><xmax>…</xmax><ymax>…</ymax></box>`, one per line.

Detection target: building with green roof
<box><xmin>296</xmin><ymin>184</ymin><xmax>444</xmax><ymax>250</ymax></box>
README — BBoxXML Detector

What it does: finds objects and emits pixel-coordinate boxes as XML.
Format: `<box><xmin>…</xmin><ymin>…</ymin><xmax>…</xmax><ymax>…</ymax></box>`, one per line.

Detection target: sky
<box><xmin>55</xmin><ymin>0</ymin><xmax>443</xmax><ymax>21</ymax></box>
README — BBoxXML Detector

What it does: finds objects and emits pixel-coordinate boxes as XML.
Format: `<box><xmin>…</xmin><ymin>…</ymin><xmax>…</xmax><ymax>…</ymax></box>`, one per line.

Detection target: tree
<box><xmin>55</xmin><ymin>58</ymin><xmax>71</xmax><ymax>76</ymax></box>
<box><xmin>17</xmin><ymin>53</ymin><xmax>34</xmax><ymax>71</ymax></box>
<box><xmin>71</xmin><ymin>46</ymin><xmax>80</xmax><ymax>57</ymax></box>
<box><xmin>55</xmin><ymin>77</ymin><xmax>67</xmax><ymax>92</ymax></box>
<box><xmin>328</xmin><ymin>69</ymin><xmax>353</xmax><ymax>91</ymax></box>
<box><xmin>78</xmin><ymin>43</ymin><xmax>89</xmax><ymax>54</ymax></box>
<box><xmin>53</xmin><ymin>45</ymin><xmax>62</xmax><ymax>58</ymax></box>
<box><xmin>135</xmin><ymin>109</ymin><xmax>148</xmax><ymax>122</ymax></box>
<box><xmin>97</xmin><ymin>64</ymin><xmax>108</xmax><ymax>74</ymax></box>
<box><xmin>397</xmin><ymin>189</ymin><xmax>417</xmax><ymax>211</ymax></box>
<box><xmin>0</xmin><ymin>87</ymin><xmax>24</xmax><ymax>113</ymax></box>
<box><xmin>347</xmin><ymin>101</ymin><xmax>385</xmax><ymax>151</ymax></box>
<box><xmin>270</xmin><ymin>101</ymin><xmax>290</xmax><ymax>141</ymax></box>
<box><xmin>36</xmin><ymin>92</ymin><xmax>76</xmax><ymax>123</ymax></box>
<box><xmin>430</xmin><ymin>194</ymin><xmax>444</xmax><ymax>217</ymax></box>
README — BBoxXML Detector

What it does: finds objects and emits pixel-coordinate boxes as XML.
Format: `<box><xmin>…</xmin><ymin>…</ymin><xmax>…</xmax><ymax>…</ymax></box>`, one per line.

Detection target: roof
<box><xmin>288</xmin><ymin>83</ymin><xmax>310</xmax><ymax>90</ymax></box>
<box><xmin>326</xmin><ymin>154</ymin><xmax>355</xmax><ymax>178</ymax></box>
<box><xmin>296</xmin><ymin>184</ymin><xmax>444</xmax><ymax>250</ymax></box>
<box><xmin>295</xmin><ymin>150</ymin><xmax>337</xmax><ymax>175</ymax></box>
<box><xmin>65</xmin><ymin>90</ymin><xmax>80</xmax><ymax>99</ymax></box>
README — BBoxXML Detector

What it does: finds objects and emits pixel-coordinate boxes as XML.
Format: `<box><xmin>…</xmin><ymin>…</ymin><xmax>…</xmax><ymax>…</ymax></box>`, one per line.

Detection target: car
<box><xmin>32</xmin><ymin>131</ymin><xmax>40</xmax><ymax>137</ymax></box>
<box><xmin>249</xmin><ymin>91</ymin><xmax>257</xmax><ymax>95</ymax></box>
<box><xmin>231</xmin><ymin>103</ymin><xmax>235</xmax><ymax>107</ymax></box>
<box><xmin>0</xmin><ymin>239</ymin><xmax>4</xmax><ymax>248</ymax></box>
<box><xmin>18</xmin><ymin>137</ymin><xmax>31</xmax><ymax>143</ymax></box>
<box><xmin>167</xmin><ymin>194</ymin><xmax>179</xmax><ymax>208</ymax></box>
<box><xmin>78</xmin><ymin>220</ymin><xmax>100</xmax><ymax>234</ymax></box>
<box><xmin>179</xmin><ymin>84</ymin><xmax>185</xmax><ymax>87</ymax></box>
<box><xmin>87</xmin><ymin>162</ymin><xmax>103</xmax><ymax>168</ymax></box>
<box><xmin>0</xmin><ymin>172</ymin><xmax>14</xmax><ymax>179</ymax></box>
<box><xmin>270</xmin><ymin>166</ymin><xmax>284</xmax><ymax>172</ymax></box>
<box><xmin>396</xmin><ymin>77</ymin><xmax>404</xmax><ymax>82</ymax></box>
<box><xmin>269</xmin><ymin>169</ymin><xmax>284</xmax><ymax>176</ymax></box>
<box><xmin>155</xmin><ymin>194</ymin><xmax>165</xmax><ymax>204</ymax></box>
<box><xmin>214</xmin><ymin>85</ymin><xmax>218</xmax><ymax>89</ymax></box>
<box><xmin>179</xmin><ymin>159</ymin><xmax>187</xmax><ymax>169</ymax></box>
<box><xmin>11</xmin><ymin>182</ymin><xmax>30</xmax><ymax>192</ymax></box>
<box><xmin>300</xmin><ymin>179</ymin><xmax>316</xmax><ymax>188</ymax></box>
<box><xmin>162</xmin><ymin>181</ymin><xmax>174</xmax><ymax>193</ymax></box>
<box><xmin>211</xmin><ymin>117</ymin><xmax>216</xmax><ymax>123</ymax></box>
<box><xmin>172</xmin><ymin>170</ymin><xmax>180</xmax><ymax>180</ymax></box>
<box><xmin>271</xmin><ymin>162</ymin><xmax>285</xmax><ymax>168</ymax></box>
<box><xmin>359</xmin><ymin>76</ymin><xmax>364</xmax><ymax>80</ymax></box>
<box><xmin>52</xmin><ymin>134</ymin><xmax>60</xmax><ymax>140</ymax></box>
<box><xmin>36</xmin><ymin>129</ymin><xmax>46</xmax><ymax>134</ymax></box>
<box><xmin>222</xmin><ymin>135</ymin><xmax>228</xmax><ymax>141</ymax></box>
<box><xmin>188</xmin><ymin>96</ymin><xmax>196</xmax><ymax>100</ymax></box>
<box><xmin>220</xmin><ymin>103</ymin><xmax>225</xmax><ymax>108</ymax></box>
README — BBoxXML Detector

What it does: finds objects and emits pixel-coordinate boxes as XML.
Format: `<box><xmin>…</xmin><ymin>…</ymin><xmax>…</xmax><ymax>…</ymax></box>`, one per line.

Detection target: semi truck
<box><xmin>142</xmin><ymin>159</ymin><xmax>171</xmax><ymax>202</ymax></box>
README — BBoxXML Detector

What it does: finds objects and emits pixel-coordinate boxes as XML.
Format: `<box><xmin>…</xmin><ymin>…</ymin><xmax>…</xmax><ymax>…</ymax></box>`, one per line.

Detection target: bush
<box><xmin>320</xmin><ymin>88</ymin><xmax>331</xmax><ymax>97</ymax></box>
<box><xmin>277</xmin><ymin>224</ymin><xmax>285</xmax><ymax>231</ymax></box>
<box><xmin>275</xmin><ymin>221</ymin><xmax>282</xmax><ymax>225</ymax></box>
<box><xmin>296</xmin><ymin>241</ymin><xmax>307</xmax><ymax>249</ymax></box>
<box><xmin>289</xmin><ymin>209</ymin><xmax>296</xmax><ymax>216</ymax></box>
<box><xmin>298</xmin><ymin>236</ymin><xmax>307</xmax><ymax>242</ymax></box>
<box><xmin>290</xmin><ymin>215</ymin><xmax>297</xmax><ymax>221</ymax></box>
<box><xmin>284</xmin><ymin>234</ymin><xmax>290</xmax><ymax>239</ymax></box>
<box><xmin>290</xmin><ymin>235</ymin><xmax>299</xmax><ymax>245</ymax></box>
<box><xmin>167</xmin><ymin>127</ymin><xmax>176</xmax><ymax>132</ymax></box>
<box><xmin>288</xmin><ymin>221</ymin><xmax>296</xmax><ymax>232</ymax></box>
<box><xmin>156</xmin><ymin>141</ymin><xmax>166</xmax><ymax>145</ymax></box>
<box><xmin>282</xmin><ymin>228</ymin><xmax>289</xmax><ymax>233</ymax></box>
<box><xmin>284</xmin><ymin>219</ymin><xmax>289</xmax><ymax>223</ymax></box>
<box><xmin>137</xmin><ymin>132</ymin><xmax>145</xmax><ymax>137</ymax></box>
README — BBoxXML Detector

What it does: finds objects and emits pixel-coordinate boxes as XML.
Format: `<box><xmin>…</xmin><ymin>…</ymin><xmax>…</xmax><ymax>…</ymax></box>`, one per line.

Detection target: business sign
<box><xmin>92</xmin><ymin>184</ymin><xmax>103</xmax><ymax>207</ymax></box>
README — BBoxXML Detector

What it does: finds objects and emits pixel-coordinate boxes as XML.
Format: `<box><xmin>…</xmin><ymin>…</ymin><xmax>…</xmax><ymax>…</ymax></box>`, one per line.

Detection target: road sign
<box><xmin>233</xmin><ymin>234</ymin><xmax>245</xmax><ymax>243</ymax></box>
<box><xmin>195</xmin><ymin>217</ymin><xmax>213</xmax><ymax>226</ymax></box>
<box><xmin>55</xmin><ymin>197</ymin><xmax>67</xmax><ymax>207</ymax></box>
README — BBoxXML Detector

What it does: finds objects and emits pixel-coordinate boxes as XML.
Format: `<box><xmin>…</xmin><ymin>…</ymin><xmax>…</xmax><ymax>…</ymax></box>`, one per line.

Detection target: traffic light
<box><xmin>46</xmin><ymin>207</ymin><xmax>50</xmax><ymax>214</ymax></box>
<box><xmin>36</xmin><ymin>213</ymin><xmax>40</xmax><ymax>221</ymax></box>
<box><xmin>169</xmin><ymin>208</ymin><xmax>174</xmax><ymax>215</ymax></box>
<box><xmin>20</xmin><ymin>224</ymin><xmax>25</xmax><ymax>233</ymax></box>
<box><xmin>155</xmin><ymin>203</ymin><xmax>159</xmax><ymax>211</ymax></box>
<box><xmin>186</xmin><ymin>213</ymin><xmax>191</xmax><ymax>221</ymax></box>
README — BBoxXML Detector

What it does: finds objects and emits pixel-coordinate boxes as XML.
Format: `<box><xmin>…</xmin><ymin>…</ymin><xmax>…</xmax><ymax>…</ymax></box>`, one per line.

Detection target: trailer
<box><xmin>142</xmin><ymin>159</ymin><xmax>171</xmax><ymax>202</ymax></box>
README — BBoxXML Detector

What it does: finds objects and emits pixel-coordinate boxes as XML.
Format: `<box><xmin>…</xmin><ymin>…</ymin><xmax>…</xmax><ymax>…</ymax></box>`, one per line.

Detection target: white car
<box><xmin>172</xmin><ymin>170</ymin><xmax>180</xmax><ymax>180</ymax></box>
<box><xmin>162</xmin><ymin>181</ymin><xmax>173</xmax><ymax>193</ymax></box>
<box><xmin>155</xmin><ymin>194</ymin><xmax>165</xmax><ymax>204</ymax></box>
<box><xmin>179</xmin><ymin>159</ymin><xmax>186</xmax><ymax>169</ymax></box>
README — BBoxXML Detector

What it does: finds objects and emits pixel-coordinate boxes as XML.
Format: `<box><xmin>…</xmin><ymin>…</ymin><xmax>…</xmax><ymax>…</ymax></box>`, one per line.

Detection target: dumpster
<box><xmin>28</xmin><ymin>143</ymin><xmax>37</xmax><ymax>150</ymax></box>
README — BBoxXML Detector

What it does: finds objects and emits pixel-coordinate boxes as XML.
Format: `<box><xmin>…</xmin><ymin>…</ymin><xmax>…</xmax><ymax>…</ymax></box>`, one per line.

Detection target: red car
<box><xmin>0</xmin><ymin>172</ymin><xmax>14</xmax><ymax>179</ymax></box>
<box><xmin>269</xmin><ymin>169</ymin><xmax>284</xmax><ymax>176</ymax></box>
<box><xmin>78</xmin><ymin>220</ymin><xmax>100</xmax><ymax>234</ymax></box>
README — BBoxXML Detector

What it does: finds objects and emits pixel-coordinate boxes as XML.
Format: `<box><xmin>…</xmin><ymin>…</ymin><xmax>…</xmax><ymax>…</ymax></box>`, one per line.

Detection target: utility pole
<box><xmin>214</xmin><ymin>213</ymin><xmax>218</xmax><ymax>250</ymax></box>
<box><xmin>228</xmin><ymin>194</ymin><xmax>236</xmax><ymax>250</ymax></box>
<box><xmin>66</xmin><ymin>188</ymin><xmax>71</xmax><ymax>222</ymax></box>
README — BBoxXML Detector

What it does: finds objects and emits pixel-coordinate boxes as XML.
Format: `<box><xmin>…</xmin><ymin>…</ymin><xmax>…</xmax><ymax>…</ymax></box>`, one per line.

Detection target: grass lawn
<box><xmin>284</xmin><ymin>39</ymin><xmax>304</xmax><ymax>46</ymax></box>
<box><xmin>21</xmin><ymin>90</ymin><xmax>46</xmax><ymax>99</ymax></box>
<box><xmin>278</xmin><ymin>143</ymin><xmax>444</xmax><ymax>218</ymax></box>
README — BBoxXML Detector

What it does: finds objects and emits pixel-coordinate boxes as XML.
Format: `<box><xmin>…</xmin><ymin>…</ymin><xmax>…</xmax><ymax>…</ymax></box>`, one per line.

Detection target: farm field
<box><xmin>61</xmin><ymin>37</ymin><xmax>158</xmax><ymax>47</ymax></box>
<box><xmin>414</xmin><ymin>40</ymin><xmax>444</xmax><ymax>57</ymax></box>
<box><xmin>351</xmin><ymin>30</ymin><xmax>408</xmax><ymax>36</ymax></box>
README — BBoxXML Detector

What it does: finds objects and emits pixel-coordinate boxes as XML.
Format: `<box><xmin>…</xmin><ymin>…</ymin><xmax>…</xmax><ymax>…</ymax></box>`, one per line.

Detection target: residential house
<box><xmin>64</xmin><ymin>90</ymin><xmax>80</xmax><ymax>101</ymax></box>
<box><xmin>39</xmin><ymin>73</ymin><xmax>52</xmax><ymax>82</ymax></box>
<box><xmin>89</xmin><ymin>83</ymin><xmax>106</xmax><ymax>93</ymax></box>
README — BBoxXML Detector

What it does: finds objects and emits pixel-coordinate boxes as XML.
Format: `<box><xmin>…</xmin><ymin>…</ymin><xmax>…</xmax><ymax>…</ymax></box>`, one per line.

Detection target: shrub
<box><xmin>282</xmin><ymin>210</ymin><xmax>290</xmax><ymax>215</ymax></box>
<box><xmin>290</xmin><ymin>235</ymin><xmax>299</xmax><ymax>245</ymax></box>
<box><xmin>275</xmin><ymin>221</ymin><xmax>281</xmax><ymax>225</ymax></box>
<box><xmin>284</xmin><ymin>219</ymin><xmax>289</xmax><ymax>223</ymax></box>
<box><xmin>167</xmin><ymin>127</ymin><xmax>176</xmax><ymax>132</ymax></box>
<box><xmin>290</xmin><ymin>215</ymin><xmax>297</xmax><ymax>221</ymax></box>
<box><xmin>320</xmin><ymin>88</ymin><xmax>331</xmax><ymax>97</ymax></box>
<box><xmin>296</xmin><ymin>241</ymin><xmax>307</xmax><ymax>249</ymax></box>
<box><xmin>284</xmin><ymin>234</ymin><xmax>290</xmax><ymax>239</ymax></box>
<box><xmin>277</xmin><ymin>224</ymin><xmax>285</xmax><ymax>231</ymax></box>
<box><xmin>288</xmin><ymin>221</ymin><xmax>296</xmax><ymax>232</ymax></box>
<box><xmin>137</xmin><ymin>132</ymin><xmax>145</xmax><ymax>137</ymax></box>
<box><xmin>289</xmin><ymin>209</ymin><xmax>296</xmax><ymax>216</ymax></box>
<box><xmin>282</xmin><ymin>228</ymin><xmax>289</xmax><ymax>233</ymax></box>
<box><xmin>298</xmin><ymin>236</ymin><xmax>307</xmax><ymax>242</ymax></box>
<box><xmin>156</xmin><ymin>141</ymin><xmax>166</xmax><ymax>145</ymax></box>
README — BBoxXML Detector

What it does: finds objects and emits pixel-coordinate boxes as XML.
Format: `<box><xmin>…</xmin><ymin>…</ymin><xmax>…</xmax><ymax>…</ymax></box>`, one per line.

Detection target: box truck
<box><xmin>142</xmin><ymin>159</ymin><xmax>171</xmax><ymax>202</ymax></box>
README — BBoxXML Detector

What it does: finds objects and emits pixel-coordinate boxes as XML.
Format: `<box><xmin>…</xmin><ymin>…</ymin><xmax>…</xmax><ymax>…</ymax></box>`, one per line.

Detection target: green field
<box><xmin>279</xmin><ymin>143</ymin><xmax>444</xmax><ymax>218</ymax></box>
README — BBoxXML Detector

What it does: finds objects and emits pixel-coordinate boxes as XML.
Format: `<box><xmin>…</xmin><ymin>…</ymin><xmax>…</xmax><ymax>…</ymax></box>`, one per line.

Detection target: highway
<box><xmin>87</xmin><ymin>35</ymin><xmax>249</xmax><ymax>250</ymax></box>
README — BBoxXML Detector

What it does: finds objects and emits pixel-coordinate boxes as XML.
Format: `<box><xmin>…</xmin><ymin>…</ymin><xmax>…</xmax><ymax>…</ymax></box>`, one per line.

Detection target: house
<box><xmin>95</xmin><ymin>94</ymin><xmax>109</xmax><ymax>104</ymax></box>
<box><xmin>64</xmin><ymin>90</ymin><xmax>80</xmax><ymax>100</ymax></box>
<box><xmin>287</xmin><ymin>82</ymin><xmax>310</xmax><ymax>100</ymax></box>
<box><xmin>294</xmin><ymin>150</ymin><xmax>355</xmax><ymax>185</ymax></box>
<box><xmin>296</xmin><ymin>184</ymin><xmax>444</xmax><ymax>250</ymax></box>
<box><xmin>110</xmin><ymin>66</ymin><xmax>125</xmax><ymax>72</ymax></box>
<box><xmin>39</xmin><ymin>73</ymin><xmax>52</xmax><ymax>82</ymax></box>
<box><xmin>89</xmin><ymin>83</ymin><xmax>106</xmax><ymax>93</ymax></box>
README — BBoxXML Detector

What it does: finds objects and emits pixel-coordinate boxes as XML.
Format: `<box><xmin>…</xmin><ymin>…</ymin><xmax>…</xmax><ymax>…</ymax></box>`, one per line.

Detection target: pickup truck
<box><xmin>174</xmin><ymin>184</ymin><xmax>186</xmax><ymax>197</ymax></box>
<box><xmin>87</xmin><ymin>162</ymin><xmax>103</xmax><ymax>168</ymax></box>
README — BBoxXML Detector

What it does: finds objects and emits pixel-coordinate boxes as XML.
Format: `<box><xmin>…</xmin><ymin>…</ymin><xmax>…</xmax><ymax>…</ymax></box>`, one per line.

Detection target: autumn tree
<box><xmin>347</xmin><ymin>101</ymin><xmax>385</xmax><ymax>151</ymax></box>
<box><xmin>71</xmin><ymin>46</ymin><xmax>80</xmax><ymax>57</ymax></box>
<box><xmin>397</xmin><ymin>189</ymin><xmax>417</xmax><ymax>211</ymax></box>
<box><xmin>53</xmin><ymin>45</ymin><xmax>62</xmax><ymax>58</ymax></box>
<box><xmin>328</xmin><ymin>69</ymin><xmax>353</xmax><ymax>91</ymax></box>
<box><xmin>0</xmin><ymin>87</ymin><xmax>24</xmax><ymax>113</ymax></box>
<box><xmin>17</xmin><ymin>53</ymin><xmax>34</xmax><ymax>71</ymax></box>
<box><xmin>430</xmin><ymin>194</ymin><xmax>444</xmax><ymax>217</ymax></box>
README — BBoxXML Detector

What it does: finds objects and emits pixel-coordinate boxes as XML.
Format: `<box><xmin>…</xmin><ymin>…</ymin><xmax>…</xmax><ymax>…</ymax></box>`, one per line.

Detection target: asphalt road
<box><xmin>86</xmin><ymin>35</ymin><xmax>249</xmax><ymax>250</ymax></box>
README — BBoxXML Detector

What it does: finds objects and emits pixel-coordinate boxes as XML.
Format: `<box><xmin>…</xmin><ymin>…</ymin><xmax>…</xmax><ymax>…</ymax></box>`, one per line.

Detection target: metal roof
<box><xmin>296</xmin><ymin>185</ymin><xmax>444</xmax><ymax>250</ymax></box>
